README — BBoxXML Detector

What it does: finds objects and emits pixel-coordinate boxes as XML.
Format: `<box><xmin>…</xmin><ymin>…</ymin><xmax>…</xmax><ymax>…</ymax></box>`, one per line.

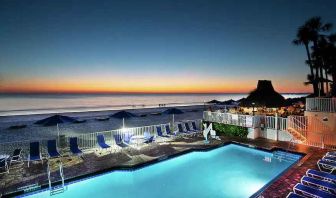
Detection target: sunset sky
<box><xmin>0</xmin><ymin>0</ymin><xmax>336</xmax><ymax>94</ymax></box>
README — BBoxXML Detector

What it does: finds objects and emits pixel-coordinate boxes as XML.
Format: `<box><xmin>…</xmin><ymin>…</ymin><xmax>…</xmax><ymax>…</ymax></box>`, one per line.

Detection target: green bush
<box><xmin>211</xmin><ymin>122</ymin><xmax>248</xmax><ymax>138</ymax></box>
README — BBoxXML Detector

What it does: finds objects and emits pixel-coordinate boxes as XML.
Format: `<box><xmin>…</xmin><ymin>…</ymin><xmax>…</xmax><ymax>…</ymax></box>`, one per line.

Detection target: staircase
<box><xmin>287</xmin><ymin>116</ymin><xmax>307</xmax><ymax>143</ymax></box>
<box><xmin>47</xmin><ymin>161</ymin><xmax>66</xmax><ymax>196</ymax></box>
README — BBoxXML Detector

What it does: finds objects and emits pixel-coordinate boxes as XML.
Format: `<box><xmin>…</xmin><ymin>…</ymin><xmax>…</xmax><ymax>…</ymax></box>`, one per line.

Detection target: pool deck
<box><xmin>0</xmin><ymin>135</ymin><xmax>332</xmax><ymax>197</ymax></box>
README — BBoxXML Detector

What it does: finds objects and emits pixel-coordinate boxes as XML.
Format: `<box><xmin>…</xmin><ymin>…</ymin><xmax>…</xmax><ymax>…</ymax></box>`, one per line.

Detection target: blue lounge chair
<box><xmin>28</xmin><ymin>142</ymin><xmax>42</xmax><ymax>167</ymax></box>
<box><xmin>307</xmin><ymin>169</ymin><xmax>336</xmax><ymax>184</ymax></box>
<box><xmin>47</xmin><ymin>140</ymin><xmax>61</xmax><ymax>158</ymax></box>
<box><xmin>113</xmin><ymin>134</ymin><xmax>128</xmax><ymax>148</ymax></box>
<box><xmin>97</xmin><ymin>134</ymin><xmax>111</xmax><ymax>150</ymax></box>
<box><xmin>69</xmin><ymin>137</ymin><xmax>83</xmax><ymax>156</ymax></box>
<box><xmin>323</xmin><ymin>156</ymin><xmax>336</xmax><ymax>163</ymax></box>
<box><xmin>185</xmin><ymin>122</ymin><xmax>198</xmax><ymax>136</ymax></box>
<box><xmin>0</xmin><ymin>157</ymin><xmax>9</xmax><ymax>174</ymax></box>
<box><xmin>10</xmin><ymin>148</ymin><xmax>23</xmax><ymax>165</ymax></box>
<box><xmin>327</xmin><ymin>152</ymin><xmax>336</xmax><ymax>158</ymax></box>
<box><xmin>301</xmin><ymin>176</ymin><xmax>336</xmax><ymax>195</ymax></box>
<box><xmin>165</xmin><ymin>125</ymin><xmax>176</xmax><ymax>136</ymax></box>
<box><xmin>293</xmin><ymin>183</ymin><xmax>336</xmax><ymax>198</ymax></box>
<box><xmin>185</xmin><ymin>122</ymin><xmax>197</xmax><ymax>132</ymax></box>
<box><xmin>286</xmin><ymin>192</ymin><xmax>305</xmax><ymax>198</ymax></box>
<box><xmin>318</xmin><ymin>159</ymin><xmax>336</xmax><ymax>173</ymax></box>
<box><xmin>156</xmin><ymin>126</ymin><xmax>169</xmax><ymax>138</ymax></box>
<box><xmin>144</xmin><ymin>131</ymin><xmax>154</xmax><ymax>143</ymax></box>
<box><xmin>191</xmin><ymin>121</ymin><xmax>198</xmax><ymax>131</ymax></box>
<box><xmin>177</xmin><ymin>123</ymin><xmax>190</xmax><ymax>135</ymax></box>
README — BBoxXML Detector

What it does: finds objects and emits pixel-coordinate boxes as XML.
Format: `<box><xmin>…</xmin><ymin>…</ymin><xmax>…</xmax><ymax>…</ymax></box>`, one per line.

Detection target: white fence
<box><xmin>306</xmin><ymin>97</ymin><xmax>336</xmax><ymax>112</ymax></box>
<box><xmin>203</xmin><ymin>111</ymin><xmax>286</xmax><ymax>130</ymax></box>
<box><xmin>204</xmin><ymin>111</ymin><xmax>336</xmax><ymax>149</ymax></box>
<box><xmin>203</xmin><ymin>111</ymin><xmax>256</xmax><ymax>127</ymax></box>
<box><xmin>0</xmin><ymin>120</ymin><xmax>203</xmax><ymax>156</ymax></box>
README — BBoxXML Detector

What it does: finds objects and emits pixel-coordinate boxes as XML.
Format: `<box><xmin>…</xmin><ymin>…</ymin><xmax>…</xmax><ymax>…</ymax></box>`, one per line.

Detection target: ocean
<box><xmin>0</xmin><ymin>93</ymin><xmax>306</xmax><ymax>116</ymax></box>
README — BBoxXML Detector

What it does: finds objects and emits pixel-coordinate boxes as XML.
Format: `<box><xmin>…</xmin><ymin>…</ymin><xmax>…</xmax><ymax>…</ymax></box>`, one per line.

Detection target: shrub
<box><xmin>212</xmin><ymin>122</ymin><xmax>248</xmax><ymax>138</ymax></box>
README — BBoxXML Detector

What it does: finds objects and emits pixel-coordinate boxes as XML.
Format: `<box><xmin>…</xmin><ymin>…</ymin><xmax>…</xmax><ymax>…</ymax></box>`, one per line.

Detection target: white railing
<box><xmin>306</xmin><ymin>97</ymin><xmax>336</xmax><ymax>112</ymax></box>
<box><xmin>205</xmin><ymin>112</ymin><xmax>336</xmax><ymax>149</ymax></box>
<box><xmin>265</xmin><ymin>116</ymin><xmax>288</xmax><ymax>131</ymax></box>
<box><xmin>0</xmin><ymin>123</ymin><xmax>170</xmax><ymax>155</ymax></box>
<box><xmin>203</xmin><ymin>111</ymin><xmax>256</xmax><ymax>128</ymax></box>
<box><xmin>0</xmin><ymin>120</ymin><xmax>204</xmax><ymax>156</ymax></box>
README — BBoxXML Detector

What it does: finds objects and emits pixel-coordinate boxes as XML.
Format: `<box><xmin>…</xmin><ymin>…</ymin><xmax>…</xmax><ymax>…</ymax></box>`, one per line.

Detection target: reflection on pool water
<box><xmin>23</xmin><ymin>144</ymin><xmax>301</xmax><ymax>198</ymax></box>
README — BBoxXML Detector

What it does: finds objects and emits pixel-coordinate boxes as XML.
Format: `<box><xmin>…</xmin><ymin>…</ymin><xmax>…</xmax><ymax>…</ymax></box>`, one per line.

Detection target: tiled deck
<box><xmin>0</xmin><ymin>136</ymin><xmax>332</xmax><ymax>197</ymax></box>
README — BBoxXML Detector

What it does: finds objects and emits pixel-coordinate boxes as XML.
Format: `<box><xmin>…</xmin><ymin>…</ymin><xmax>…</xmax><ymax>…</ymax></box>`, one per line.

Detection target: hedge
<box><xmin>211</xmin><ymin>122</ymin><xmax>248</xmax><ymax>138</ymax></box>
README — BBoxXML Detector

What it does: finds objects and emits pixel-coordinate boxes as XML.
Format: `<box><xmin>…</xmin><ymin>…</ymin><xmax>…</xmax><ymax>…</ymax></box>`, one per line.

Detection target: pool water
<box><xmin>23</xmin><ymin>144</ymin><xmax>300</xmax><ymax>198</ymax></box>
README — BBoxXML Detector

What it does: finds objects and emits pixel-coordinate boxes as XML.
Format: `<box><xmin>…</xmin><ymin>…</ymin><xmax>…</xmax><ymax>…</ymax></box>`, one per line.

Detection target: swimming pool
<box><xmin>22</xmin><ymin>144</ymin><xmax>301</xmax><ymax>198</ymax></box>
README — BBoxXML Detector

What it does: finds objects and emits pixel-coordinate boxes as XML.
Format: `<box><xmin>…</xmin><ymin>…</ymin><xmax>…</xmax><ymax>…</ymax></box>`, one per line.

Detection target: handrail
<box><xmin>306</xmin><ymin>98</ymin><xmax>336</xmax><ymax>112</ymax></box>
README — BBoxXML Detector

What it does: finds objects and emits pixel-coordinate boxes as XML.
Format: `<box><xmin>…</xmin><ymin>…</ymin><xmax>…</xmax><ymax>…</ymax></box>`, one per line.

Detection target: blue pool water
<box><xmin>23</xmin><ymin>144</ymin><xmax>300</xmax><ymax>198</ymax></box>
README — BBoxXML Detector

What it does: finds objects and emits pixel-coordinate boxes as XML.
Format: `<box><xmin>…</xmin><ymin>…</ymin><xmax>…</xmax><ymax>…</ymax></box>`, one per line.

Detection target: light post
<box><xmin>252</xmin><ymin>102</ymin><xmax>255</xmax><ymax>116</ymax></box>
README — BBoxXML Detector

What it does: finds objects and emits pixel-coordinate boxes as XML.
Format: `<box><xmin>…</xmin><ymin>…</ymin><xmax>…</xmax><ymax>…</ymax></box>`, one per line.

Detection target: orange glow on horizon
<box><xmin>0</xmin><ymin>75</ymin><xmax>311</xmax><ymax>94</ymax></box>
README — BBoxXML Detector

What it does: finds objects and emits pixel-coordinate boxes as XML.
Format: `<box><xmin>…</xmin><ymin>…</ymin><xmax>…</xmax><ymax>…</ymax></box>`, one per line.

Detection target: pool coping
<box><xmin>4</xmin><ymin>141</ymin><xmax>306</xmax><ymax>198</ymax></box>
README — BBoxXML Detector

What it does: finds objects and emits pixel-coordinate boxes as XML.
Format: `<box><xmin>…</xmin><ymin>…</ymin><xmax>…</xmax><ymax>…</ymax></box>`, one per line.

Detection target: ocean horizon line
<box><xmin>0</xmin><ymin>92</ymin><xmax>311</xmax><ymax>96</ymax></box>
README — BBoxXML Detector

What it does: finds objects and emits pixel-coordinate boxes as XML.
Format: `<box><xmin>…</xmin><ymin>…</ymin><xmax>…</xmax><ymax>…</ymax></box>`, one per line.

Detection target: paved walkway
<box><xmin>0</xmin><ymin>136</ymin><xmax>332</xmax><ymax>197</ymax></box>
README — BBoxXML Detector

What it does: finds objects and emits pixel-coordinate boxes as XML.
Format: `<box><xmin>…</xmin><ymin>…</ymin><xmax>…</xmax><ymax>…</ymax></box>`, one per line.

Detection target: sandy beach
<box><xmin>0</xmin><ymin>105</ymin><xmax>204</xmax><ymax>143</ymax></box>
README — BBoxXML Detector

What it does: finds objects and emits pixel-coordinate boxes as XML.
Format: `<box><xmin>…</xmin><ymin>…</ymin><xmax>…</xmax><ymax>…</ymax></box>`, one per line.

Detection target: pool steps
<box><xmin>47</xmin><ymin>161</ymin><xmax>66</xmax><ymax>196</ymax></box>
<box><xmin>272</xmin><ymin>151</ymin><xmax>301</xmax><ymax>163</ymax></box>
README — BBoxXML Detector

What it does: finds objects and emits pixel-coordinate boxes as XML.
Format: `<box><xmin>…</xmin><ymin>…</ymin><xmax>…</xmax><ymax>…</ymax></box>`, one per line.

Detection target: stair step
<box><xmin>50</xmin><ymin>186</ymin><xmax>64</xmax><ymax>196</ymax></box>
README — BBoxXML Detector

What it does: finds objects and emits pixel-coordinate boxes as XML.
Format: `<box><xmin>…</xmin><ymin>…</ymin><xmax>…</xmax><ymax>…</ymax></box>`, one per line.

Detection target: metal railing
<box><xmin>0</xmin><ymin>120</ymin><xmax>204</xmax><ymax>156</ymax></box>
<box><xmin>203</xmin><ymin>111</ymin><xmax>256</xmax><ymax>128</ymax></box>
<box><xmin>306</xmin><ymin>97</ymin><xmax>336</xmax><ymax>112</ymax></box>
<box><xmin>204</xmin><ymin>111</ymin><xmax>336</xmax><ymax>149</ymax></box>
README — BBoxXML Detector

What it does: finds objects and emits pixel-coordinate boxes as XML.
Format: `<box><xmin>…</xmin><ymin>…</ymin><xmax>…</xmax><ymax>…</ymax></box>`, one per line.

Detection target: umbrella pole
<box><xmin>123</xmin><ymin>117</ymin><xmax>125</xmax><ymax>129</ymax></box>
<box><xmin>172</xmin><ymin>114</ymin><xmax>175</xmax><ymax>131</ymax></box>
<box><xmin>57</xmin><ymin>123</ymin><xmax>60</xmax><ymax>142</ymax></box>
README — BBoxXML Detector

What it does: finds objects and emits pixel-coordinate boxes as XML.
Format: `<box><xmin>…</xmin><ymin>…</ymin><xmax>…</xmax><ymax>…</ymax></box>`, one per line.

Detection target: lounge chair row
<box><xmin>287</xmin><ymin>152</ymin><xmax>336</xmax><ymax>198</ymax></box>
<box><xmin>1</xmin><ymin>122</ymin><xmax>201</xmax><ymax>171</ymax></box>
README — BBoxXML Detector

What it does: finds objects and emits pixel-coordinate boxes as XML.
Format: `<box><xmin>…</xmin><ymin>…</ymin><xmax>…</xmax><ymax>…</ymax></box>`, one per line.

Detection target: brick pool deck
<box><xmin>0</xmin><ymin>135</ymin><xmax>332</xmax><ymax>197</ymax></box>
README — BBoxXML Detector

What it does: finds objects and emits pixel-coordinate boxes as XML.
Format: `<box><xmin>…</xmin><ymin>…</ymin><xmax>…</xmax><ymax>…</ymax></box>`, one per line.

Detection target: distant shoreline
<box><xmin>0</xmin><ymin>93</ymin><xmax>307</xmax><ymax>117</ymax></box>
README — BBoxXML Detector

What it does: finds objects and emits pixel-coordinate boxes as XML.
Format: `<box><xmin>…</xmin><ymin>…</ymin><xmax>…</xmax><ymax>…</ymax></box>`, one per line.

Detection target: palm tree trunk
<box><xmin>319</xmin><ymin>66</ymin><xmax>325</xmax><ymax>95</ymax></box>
<box><xmin>305</xmin><ymin>44</ymin><xmax>318</xmax><ymax>95</ymax></box>
<box><xmin>325</xmin><ymin>68</ymin><xmax>329</xmax><ymax>95</ymax></box>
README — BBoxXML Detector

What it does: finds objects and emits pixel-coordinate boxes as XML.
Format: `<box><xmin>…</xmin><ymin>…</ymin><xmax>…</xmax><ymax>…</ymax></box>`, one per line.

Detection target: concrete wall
<box><xmin>304</xmin><ymin>111</ymin><xmax>336</xmax><ymax>133</ymax></box>
<box><xmin>247</xmin><ymin>127</ymin><xmax>292</xmax><ymax>142</ymax></box>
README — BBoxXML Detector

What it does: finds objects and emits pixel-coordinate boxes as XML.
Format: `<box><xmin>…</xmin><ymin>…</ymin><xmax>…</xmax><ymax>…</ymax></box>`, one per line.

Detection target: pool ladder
<box><xmin>47</xmin><ymin>161</ymin><xmax>65</xmax><ymax>196</ymax></box>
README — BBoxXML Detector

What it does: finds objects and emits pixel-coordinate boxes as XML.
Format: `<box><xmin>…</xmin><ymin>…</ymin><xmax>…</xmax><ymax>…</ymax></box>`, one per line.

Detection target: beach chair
<box><xmin>177</xmin><ymin>123</ymin><xmax>190</xmax><ymax>136</ymax></box>
<box><xmin>0</xmin><ymin>157</ymin><xmax>9</xmax><ymax>174</ymax></box>
<box><xmin>301</xmin><ymin>176</ymin><xmax>336</xmax><ymax>195</ymax></box>
<box><xmin>286</xmin><ymin>192</ymin><xmax>305</xmax><ymax>198</ymax></box>
<box><xmin>306</xmin><ymin>169</ymin><xmax>336</xmax><ymax>184</ymax></box>
<box><xmin>191</xmin><ymin>121</ymin><xmax>198</xmax><ymax>131</ymax></box>
<box><xmin>327</xmin><ymin>152</ymin><xmax>336</xmax><ymax>158</ymax></box>
<box><xmin>165</xmin><ymin>125</ymin><xmax>176</xmax><ymax>137</ymax></box>
<box><xmin>144</xmin><ymin>131</ymin><xmax>154</xmax><ymax>143</ymax></box>
<box><xmin>113</xmin><ymin>134</ymin><xmax>129</xmax><ymax>149</ymax></box>
<box><xmin>97</xmin><ymin>134</ymin><xmax>111</xmax><ymax>151</ymax></box>
<box><xmin>69</xmin><ymin>137</ymin><xmax>83</xmax><ymax>156</ymax></box>
<box><xmin>10</xmin><ymin>148</ymin><xmax>23</xmax><ymax>165</ymax></box>
<box><xmin>123</xmin><ymin>132</ymin><xmax>133</xmax><ymax>145</ymax></box>
<box><xmin>184</xmin><ymin>122</ymin><xmax>197</xmax><ymax>136</ymax></box>
<box><xmin>317</xmin><ymin>159</ymin><xmax>336</xmax><ymax>173</ymax></box>
<box><xmin>323</xmin><ymin>156</ymin><xmax>336</xmax><ymax>163</ymax></box>
<box><xmin>28</xmin><ymin>142</ymin><xmax>42</xmax><ymax>167</ymax></box>
<box><xmin>293</xmin><ymin>183</ymin><xmax>335</xmax><ymax>198</ymax></box>
<box><xmin>47</xmin><ymin>140</ymin><xmax>61</xmax><ymax>158</ymax></box>
<box><xmin>156</xmin><ymin>126</ymin><xmax>169</xmax><ymax>138</ymax></box>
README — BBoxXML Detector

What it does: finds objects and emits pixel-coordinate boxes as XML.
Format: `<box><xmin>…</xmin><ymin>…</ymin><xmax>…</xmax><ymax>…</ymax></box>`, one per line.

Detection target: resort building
<box><xmin>0</xmin><ymin>97</ymin><xmax>335</xmax><ymax>197</ymax></box>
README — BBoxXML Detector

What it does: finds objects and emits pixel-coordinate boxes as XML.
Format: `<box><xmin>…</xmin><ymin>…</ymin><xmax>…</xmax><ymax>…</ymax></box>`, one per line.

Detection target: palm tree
<box><xmin>305</xmin><ymin>17</ymin><xmax>333</xmax><ymax>95</ymax></box>
<box><xmin>293</xmin><ymin>25</ymin><xmax>318</xmax><ymax>94</ymax></box>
